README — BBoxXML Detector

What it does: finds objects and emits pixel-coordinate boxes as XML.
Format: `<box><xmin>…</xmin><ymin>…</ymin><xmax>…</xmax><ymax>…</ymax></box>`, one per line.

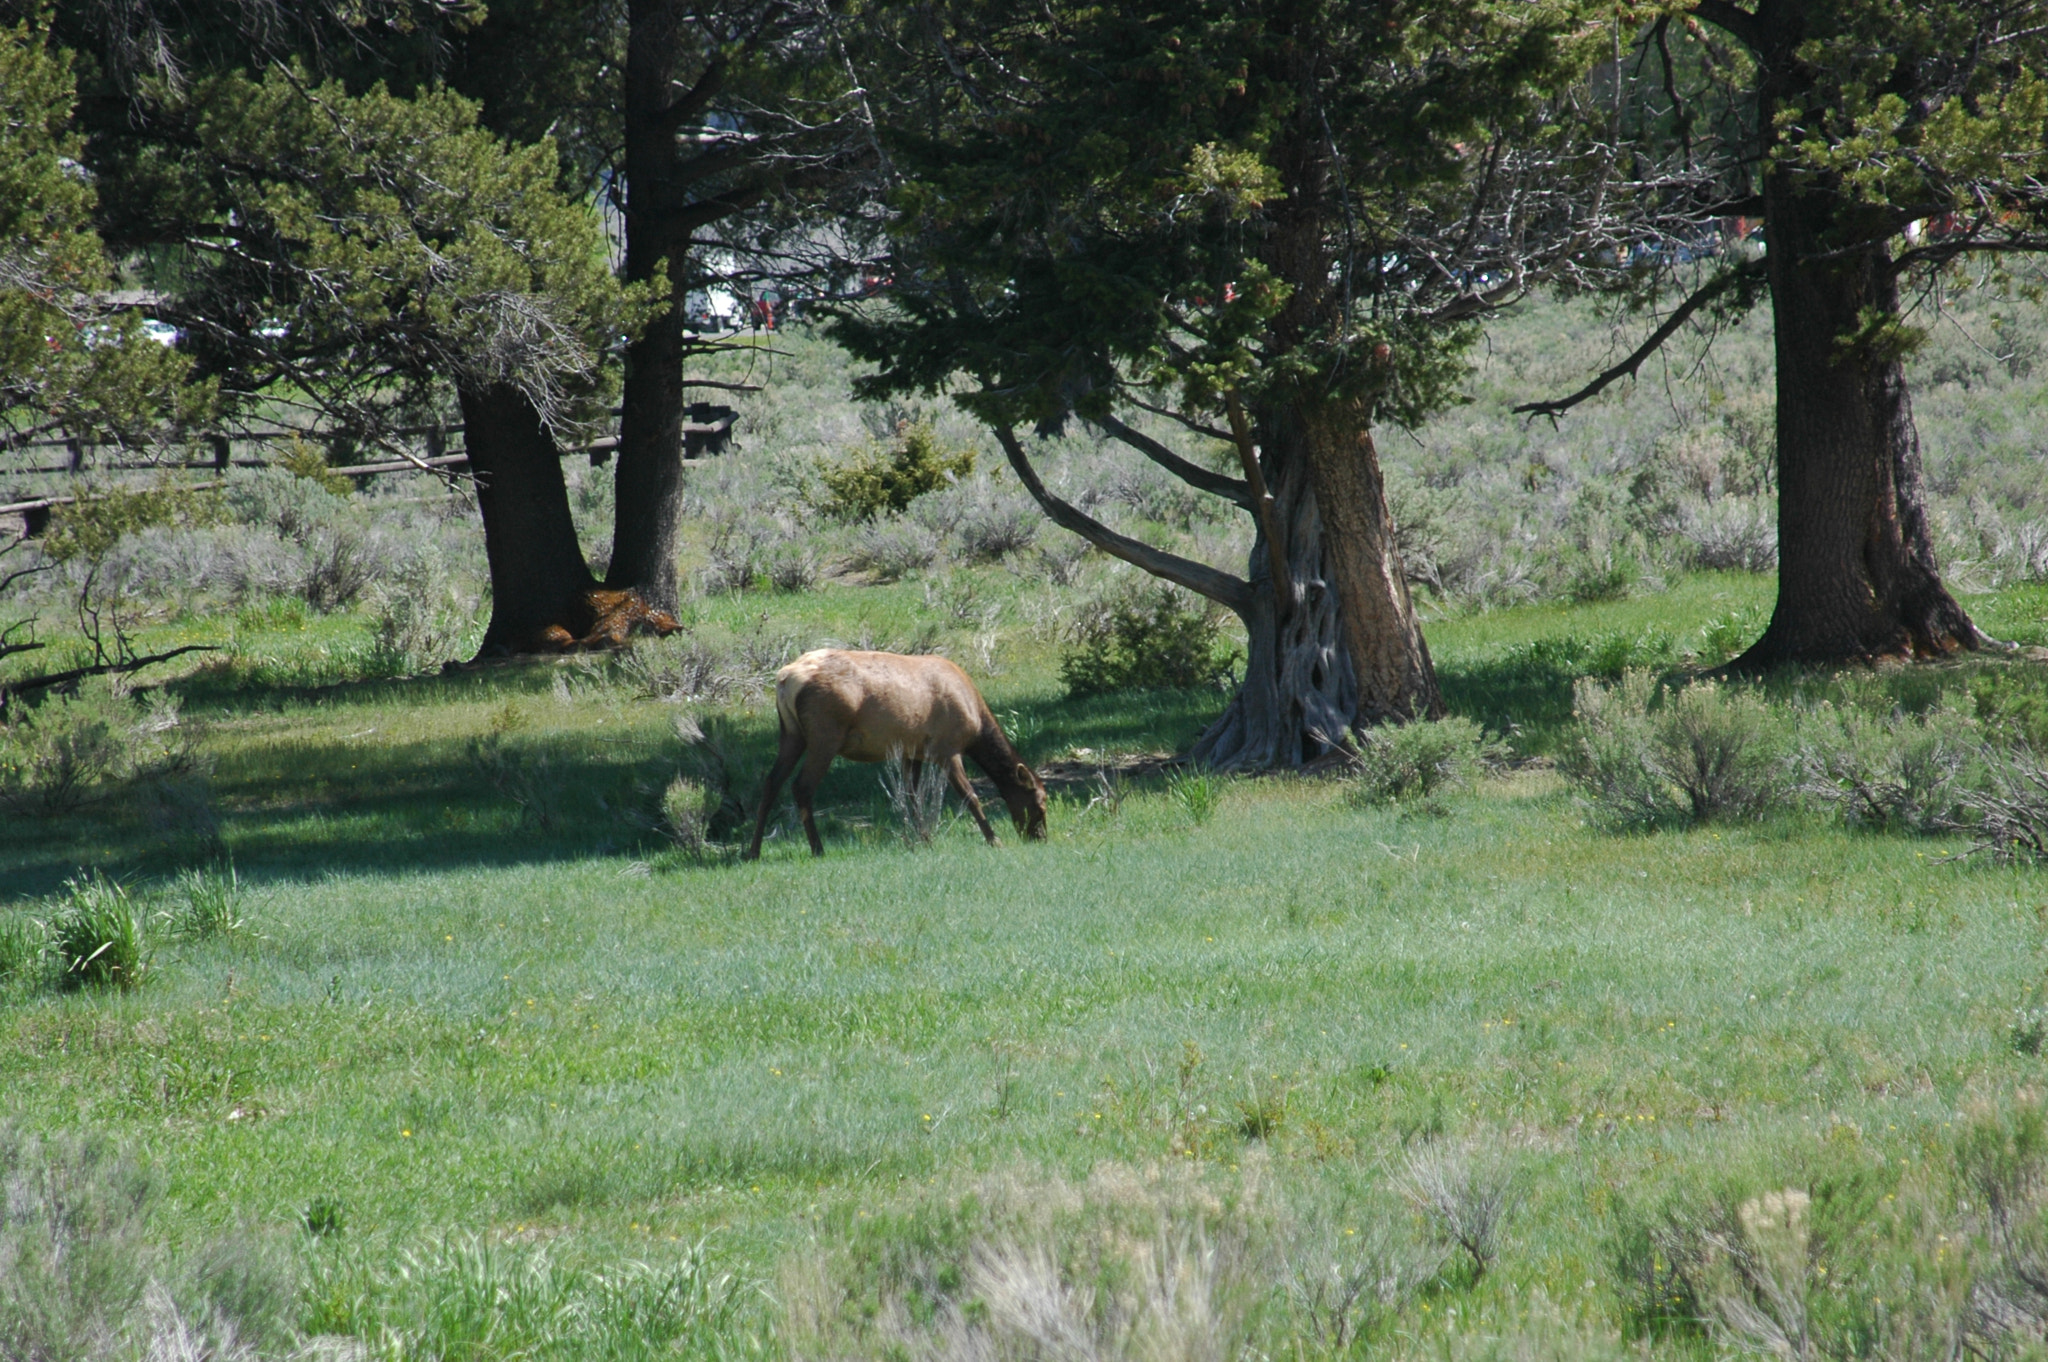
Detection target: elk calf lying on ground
<box><xmin>745</xmin><ymin>649</ymin><xmax>1048</xmax><ymax>859</ymax></box>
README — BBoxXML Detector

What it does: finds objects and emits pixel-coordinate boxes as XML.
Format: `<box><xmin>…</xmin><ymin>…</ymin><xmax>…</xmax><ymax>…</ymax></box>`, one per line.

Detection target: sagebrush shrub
<box><xmin>817</xmin><ymin>421</ymin><xmax>974</xmax><ymax>521</ymax></box>
<box><xmin>369</xmin><ymin>547</ymin><xmax>470</xmax><ymax>675</ymax></box>
<box><xmin>955</xmin><ymin>497</ymin><xmax>1039</xmax><ymax>562</ymax></box>
<box><xmin>1961</xmin><ymin>744</ymin><xmax>2048</xmax><ymax>863</ymax></box>
<box><xmin>0</xmin><ymin>1125</ymin><xmax>158</xmax><ymax>1361</ymax></box>
<box><xmin>659</xmin><ymin>776</ymin><xmax>719</xmax><ymax>856</ymax></box>
<box><xmin>1344</xmin><ymin>717</ymin><xmax>1502</xmax><ymax>806</ymax></box>
<box><xmin>1562</xmin><ymin>671</ymin><xmax>1791</xmax><ymax>827</ymax></box>
<box><xmin>0</xmin><ymin>682</ymin><xmax>194</xmax><ymax>818</ymax></box>
<box><xmin>846</xmin><ymin>520</ymin><xmax>941</xmax><ymax>581</ymax></box>
<box><xmin>1061</xmin><ymin>582</ymin><xmax>1236</xmax><ymax>697</ymax></box>
<box><xmin>1797</xmin><ymin>701</ymin><xmax>1979</xmax><ymax>834</ymax></box>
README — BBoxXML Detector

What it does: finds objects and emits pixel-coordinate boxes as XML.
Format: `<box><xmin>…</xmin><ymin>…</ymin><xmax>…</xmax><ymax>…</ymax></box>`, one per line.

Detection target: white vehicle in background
<box><xmin>683</xmin><ymin>288</ymin><xmax>745</xmax><ymax>332</ymax></box>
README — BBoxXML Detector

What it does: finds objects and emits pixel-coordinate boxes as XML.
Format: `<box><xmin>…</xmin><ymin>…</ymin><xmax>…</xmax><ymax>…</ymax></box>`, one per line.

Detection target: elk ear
<box><xmin>1016</xmin><ymin>762</ymin><xmax>1035</xmax><ymax>786</ymax></box>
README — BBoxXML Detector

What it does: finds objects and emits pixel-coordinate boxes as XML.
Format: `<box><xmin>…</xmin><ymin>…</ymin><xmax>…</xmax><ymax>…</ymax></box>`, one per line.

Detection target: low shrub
<box><xmin>846</xmin><ymin>520</ymin><xmax>941</xmax><ymax>581</ymax></box>
<box><xmin>817</xmin><ymin>421</ymin><xmax>974</xmax><ymax>521</ymax></box>
<box><xmin>1797</xmin><ymin>701</ymin><xmax>1980</xmax><ymax>834</ymax></box>
<box><xmin>1960</xmin><ymin>743</ymin><xmax>2048</xmax><ymax>863</ymax></box>
<box><xmin>1344</xmin><ymin>717</ymin><xmax>1503</xmax><ymax>806</ymax></box>
<box><xmin>297</xmin><ymin>525</ymin><xmax>380</xmax><ymax>612</ymax></box>
<box><xmin>0</xmin><ymin>681</ymin><xmax>196</xmax><ymax>818</ymax></box>
<box><xmin>50</xmin><ymin>872</ymin><xmax>149</xmax><ymax>990</ymax></box>
<box><xmin>368</xmin><ymin>547</ymin><xmax>472</xmax><ymax>675</ymax></box>
<box><xmin>1061</xmin><ymin>581</ymin><xmax>1237</xmax><ymax>698</ymax></box>
<box><xmin>616</xmin><ymin>636</ymin><xmax>744</xmax><ymax>705</ymax></box>
<box><xmin>955</xmin><ymin>497</ymin><xmax>1040</xmax><ymax>562</ymax></box>
<box><xmin>879</xmin><ymin>747</ymin><xmax>947</xmax><ymax>848</ymax></box>
<box><xmin>659</xmin><ymin>776</ymin><xmax>720</xmax><ymax>857</ymax></box>
<box><xmin>1561</xmin><ymin>671</ymin><xmax>1791</xmax><ymax>827</ymax></box>
<box><xmin>0</xmin><ymin>1125</ymin><xmax>157</xmax><ymax>1362</ymax></box>
<box><xmin>469</xmin><ymin>710</ymin><xmax>560</xmax><ymax>832</ymax></box>
<box><xmin>764</xmin><ymin>542</ymin><xmax>819</xmax><ymax>592</ymax></box>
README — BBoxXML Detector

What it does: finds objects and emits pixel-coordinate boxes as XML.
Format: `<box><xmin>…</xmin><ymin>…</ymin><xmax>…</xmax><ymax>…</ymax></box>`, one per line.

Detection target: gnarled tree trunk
<box><xmin>1293</xmin><ymin>399</ymin><xmax>1443</xmax><ymax>721</ymax></box>
<box><xmin>1188</xmin><ymin>412</ymin><xmax>1354</xmax><ymax>767</ymax></box>
<box><xmin>460</xmin><ymin>383</ymin><xmax>595</xmax><ymax>656</ymax></box>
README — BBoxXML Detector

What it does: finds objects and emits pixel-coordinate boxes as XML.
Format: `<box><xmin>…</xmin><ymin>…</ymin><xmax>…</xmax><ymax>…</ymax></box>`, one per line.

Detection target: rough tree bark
<box><xmin>1734</xmin><ymin>166</ymin><xmax>1982</xmax><ymax>666</ymax></box>
<box><xmin>1696</xmin><ymin>0</ymin><xmax>1983</xmax><ymax>667</ymax></box>
<box><xmin>997</xmin><ymin>406</ymin><xmax>1435</xmax><ymax>769</ymax></box>
<box><xmin>459</xmin><ymin>383</ymin><xmax>595</xmax><ymax>655</ymax></box>
<box><xmin>606</xmin><ymin>0</ymin><xmax>697</xmax><ymax>616</ymax></box>
<box><xmin>1187</xmin><ymin>409</ymin><xmax>1357</xmax><ymax>767</ymax></box>
<box><xmin>1292</xmin><ymin>400</ymin><xmax>1444</xmax><ymax>721</ymax></box>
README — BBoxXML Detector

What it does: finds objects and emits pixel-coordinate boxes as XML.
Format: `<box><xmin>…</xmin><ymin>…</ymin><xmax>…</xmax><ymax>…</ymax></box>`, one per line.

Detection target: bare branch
<box><xmin>1513</xmin><ymin>260</ymin><xmax>1764</xmax><ymax>419</ymax></box>
<box><xmin>0</xmin><ymin>645</ymin><xmax>221</xmax><ymax>705</ymax></box>
<box><xmin>1089</xmin><ymin>412</ymin><xmax>1251</xmax><ymax>508</ymax></box>
<box><xmin>990</xmin><ymin>425</ymin><xmax>1251</xmax><ymax>613</ymax></box>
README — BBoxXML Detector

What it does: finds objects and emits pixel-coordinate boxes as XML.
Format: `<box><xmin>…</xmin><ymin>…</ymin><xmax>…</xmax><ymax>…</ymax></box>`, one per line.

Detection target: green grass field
<box><xmin>5</xmin><ymin>567</ymin><xmax>2048</xmax><ymax>1357</ymax></box>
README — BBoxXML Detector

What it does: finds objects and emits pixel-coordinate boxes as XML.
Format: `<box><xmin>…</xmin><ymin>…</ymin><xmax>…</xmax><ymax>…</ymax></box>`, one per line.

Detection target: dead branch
<box><xmin>1513</xmin><ymin>259</ymin><xmax>1764</xmax><ymax>419</ymax></box>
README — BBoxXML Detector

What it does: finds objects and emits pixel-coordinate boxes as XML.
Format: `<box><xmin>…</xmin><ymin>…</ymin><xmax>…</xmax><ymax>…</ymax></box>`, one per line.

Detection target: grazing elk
<box><xmin>744</xmin><ymin>649</ymin><xmax>1048</xmax><ymax>859</ymax></box>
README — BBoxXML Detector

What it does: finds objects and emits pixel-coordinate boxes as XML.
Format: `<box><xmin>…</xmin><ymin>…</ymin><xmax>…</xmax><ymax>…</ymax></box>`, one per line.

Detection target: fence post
<box><xmin>65</xmin><ymin>437</ymin><xmax>84</xmax><ymax>472</ymax></box>
<box><xmin>211</xmin><ymin>434</ymin><xmax>231</xmax><ymax>471</ymax></box>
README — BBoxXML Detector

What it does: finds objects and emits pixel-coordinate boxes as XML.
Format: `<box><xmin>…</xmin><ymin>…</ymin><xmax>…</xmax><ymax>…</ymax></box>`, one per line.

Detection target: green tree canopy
<box><xmin>834</xmin><ymin>0</ymin><xmax>1607</xmax><ymax>762</ymax></box>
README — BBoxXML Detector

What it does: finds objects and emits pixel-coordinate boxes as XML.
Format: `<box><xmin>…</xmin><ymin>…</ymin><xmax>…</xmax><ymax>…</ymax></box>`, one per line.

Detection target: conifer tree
<box><xmin>837</xmin><ymin>0</ymin><xmax>1605</xmax><ymax>764</ymax></box>
<box><xmin>1526</xmin><ymin>1</ymin><xmax>2048</xmax><ymax>665</ymax></box>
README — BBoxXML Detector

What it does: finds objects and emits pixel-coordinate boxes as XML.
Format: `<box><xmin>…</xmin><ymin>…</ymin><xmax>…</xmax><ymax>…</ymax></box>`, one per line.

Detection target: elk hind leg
<box><xmin>791</xmin><ymin>745</ymin><xmax>837</xmax><ymax>856</ymax></box>
<box><xmin>745</xmin><ymin>728</ymin><xmax>807</xmax><ymax>861</ymax></box>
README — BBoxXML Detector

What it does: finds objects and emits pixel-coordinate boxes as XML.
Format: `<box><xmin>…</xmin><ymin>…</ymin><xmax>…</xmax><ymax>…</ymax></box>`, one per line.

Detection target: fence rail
<box><xmin>0</xmin><ymin>407</ymin><xmax>736</xmax><ymax>533</ymax></box>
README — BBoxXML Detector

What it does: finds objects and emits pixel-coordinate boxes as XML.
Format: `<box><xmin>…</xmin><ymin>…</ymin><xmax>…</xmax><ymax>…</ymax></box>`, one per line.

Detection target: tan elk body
<box><xmin>745</xmin><ymin>649</ymin><xmax>1047</xmax><ymax>858</ymax></box>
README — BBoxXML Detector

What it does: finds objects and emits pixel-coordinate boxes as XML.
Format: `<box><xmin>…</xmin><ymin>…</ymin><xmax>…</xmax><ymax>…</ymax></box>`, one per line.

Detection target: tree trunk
<box><xmin>1191</xmin><ymin>402</ymin><xmax>1441</xmax><ymax>767</ymax></box>
<box><xmin>1734</xmin><ymin>177</ymin><xmax>1980</xmax><ymax>666</ymax></box>
<box><xmin>606</xmin><ymin>0</ymin><xmax>690</xmax><ymax>616</ymax></box>
<box><xmin>460</xmin><ymin>383</ymin><xmax>595</xmax><ymax>657</ymax></box>
<box><xmin>1296</xmin><ymin>398</ymin><xmax>1444</xmax><ymax>721</ymax></box>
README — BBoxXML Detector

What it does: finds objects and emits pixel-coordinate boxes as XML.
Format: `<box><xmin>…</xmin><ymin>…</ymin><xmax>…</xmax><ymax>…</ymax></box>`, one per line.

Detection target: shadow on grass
<box><xmin>0</xmin><ymin>672</ymin><xmax>1232</xmax><ymax>901</ymax></box>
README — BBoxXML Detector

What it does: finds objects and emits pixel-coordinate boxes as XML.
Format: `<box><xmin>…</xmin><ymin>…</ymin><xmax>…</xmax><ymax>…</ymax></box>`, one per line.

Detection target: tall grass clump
<box><xmin>0</xmin><ymin>913</ymin><xmax>44</xmax><ymax>989</ymax></box>
<box><xmin>1561</xmin><ymin>671</ymin><xmax>1790</xmax><ymax>827</ymax></box>
<box><xmin>166</xmin><ymin>863</ymin><xmax>245</xmax><ymax>938</ymax></box>
<box><xmin>1343</xmin><ymin>717</ymin><xmax>1502</xmax><ymax>807</ymax></box>
<box><xmin>50</xmin><ymin>873</ymin><xmax>148</xmax><ymax>990</ymax></box>
<box><xmin>879</xmin><ymin>746</ymin><xmax>947</xmax><ymax>847</ymax></box>
<box><xmin>1167</xmin><ymin>768</ymin><xmax>1221</xmax><ymax>824</ymax></box>
<box><xmin>303</xmin><ymin>1236</ymin><xmax>755</xmax><ymax>1362</ymax></box>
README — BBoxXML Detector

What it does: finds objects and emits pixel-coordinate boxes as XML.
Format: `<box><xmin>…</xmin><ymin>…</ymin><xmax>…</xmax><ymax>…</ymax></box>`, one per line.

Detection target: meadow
<box><xmin>3</xmin><ymin>289</ymin><xmax>2048</xmax><ymax>1359</ymax></box>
